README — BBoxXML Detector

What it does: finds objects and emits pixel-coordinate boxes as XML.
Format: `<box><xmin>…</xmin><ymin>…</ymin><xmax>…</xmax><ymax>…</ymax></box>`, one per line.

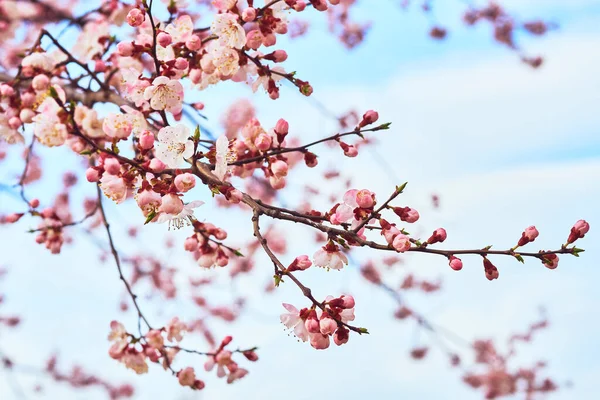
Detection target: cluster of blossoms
<box><xmin>107</xmin><ymin>319</ymin><xmax>254</xmax><ymax>390</ymax></box>
<box><xmin>280</xmin><ymin>294</ymin><xmax>356</xmax><ymax>349</ymax></box>
<box><xmin>108</xmin><ymin>318</ymin><xmax>188</xmax><ymax>375</ymax></box>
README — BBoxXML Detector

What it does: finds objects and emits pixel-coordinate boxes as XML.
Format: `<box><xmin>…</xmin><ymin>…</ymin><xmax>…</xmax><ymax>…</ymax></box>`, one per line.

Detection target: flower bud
<box><xmin>427</xmin><ymin>228</ymin><xmax>447</xmax><ymax>244</ymax></box>
<box><xmin>448</xmin><ymin>256</ymin><xmax>463</xmax><ymax>271</ymax></box>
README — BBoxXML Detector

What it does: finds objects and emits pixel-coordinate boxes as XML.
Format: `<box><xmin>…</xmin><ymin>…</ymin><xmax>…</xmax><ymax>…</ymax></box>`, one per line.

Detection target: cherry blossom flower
<box><xmin>165</xmin><ymin>15</ymin><xmax>193</xmax><ymax>43</ymax></box>
<box><xmin>22</xmin><ymin>52</ymin><xmax>55</xmax><ymax>72</ymax></box>
<box><xmin>155</xmin><ymin>124</ymin><xmax>194</xmax><ymax>168</ymax></box>
<box><xmin>73</xmin><ymin>21</ymin><xmax>110</xmax><ymax>62</ymax></box>
<box><xmin>313</xmin><ymin>242</ymin><xmax>348</xmax><ymax>270</ymax></box>
<box><xmin>100</xmin><ymin>172</ymin><xmax>127</xmax><ymax>204</ymax></box>
<box><xmin>211</xmin><ymin>13</ymin><xmax>246</xmax><ymax>50</ymax></box>
<box><xmin>32</xmin><ymin>98</ymin><xmax>68</xmax><ymax>147</ymax></box>
<box><xmin>143</xmin><ymin>76</ymin><xmax>184</xmax><ymax>114</ymax></box>
<box><xmin>166</xmin><ymin>317</ymin><xmax>187</xmax><ymax>342</ymax></box>
<box><xmin>102</xmin><ymin>112</ymin><xmax>133</xmax><ymax>140</ymax></box>
<box><xmin>279</xmin><ymin>303</ymin><xmax>309</xmax><ymax>341</ymax></box>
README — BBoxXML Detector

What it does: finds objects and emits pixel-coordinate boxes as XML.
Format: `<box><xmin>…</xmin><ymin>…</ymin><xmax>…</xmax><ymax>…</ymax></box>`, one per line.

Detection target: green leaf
<box><xmin>396</xmin><ymin>182</ymin><xmax>408</xmax><ymax>194</ymax></box>
<box><xmin>233</xmin><ymin>249</ymin><xmax>244</xmax><ymax>257</ymax></box>
<box><xmin>193</xmin><ymin>125</ymin><xmax>201</xmax><ymax>141</ymax></box>
<box><xmin>144</xmin><ymin>210</ymin><xmax>156</xmax><ymax>225</ymax></box>
<box><xmin>358</xmin><ymin>327</ymin><xmax>370</xmax><ymax>334</ymax></box>
<box><xmin>514</xmin><ymin>254</ymin><xmax>525</xmax><ymax>263</ymax></box>
<box><xmin>273</xmin><ymin>274</ymin><xmax>282</xmax><ymax>287</ymax></box>
<box><xmin>571</xmin><ymin>247</ymin><xmax>585</xmax><ymax>257</ymax></box>
<box><xmin>48</xmin><ymin>86</ymin><xmax>59</xmax><ymax>99</ymax></box>
<box><xmin>375</xmin><ymin>122</ymin><xmax>392</xmax><ymax>130</ymax></box>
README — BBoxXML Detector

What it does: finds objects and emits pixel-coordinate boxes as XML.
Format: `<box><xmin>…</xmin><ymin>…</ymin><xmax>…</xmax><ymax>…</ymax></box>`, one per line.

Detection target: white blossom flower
<box><xmin>165</xmin><ymin>15</ymin><xmax>193</xmax><ymax>43</ymax></box>
<box><xmin>143</xmin><ymin>76</ymin><xmax>184</xmax><ymax>114</ymax></box>
<box><xmin>211</xmin><ymin>13</ymin><xmax>246</xmax><ymax>50</ymax></box>
<box><xmin>155</xmin><ymin>124</ymin><xmax>194</xmax><ymax>168</ymax></box>
<box><xmin>280</xmin><ymin>303</ymin><xmax>308</xmax><ymax>342</ymax></box>
<box><xmin>22</xmin><ymin>52</ymin><xmax>55</xmax><ymax>71</ymax></box>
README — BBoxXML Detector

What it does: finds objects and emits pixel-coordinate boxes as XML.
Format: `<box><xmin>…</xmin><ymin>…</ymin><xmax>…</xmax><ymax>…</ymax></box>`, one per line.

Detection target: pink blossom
<box><xmin>136</xmin><ymin>189</ymin><xmax>162</xmax><ymax>217</ymax></box>
<box><xmin>145</xmin><ymin>329</ymin><xmax>164</xmax><ymax>350</ymax></box>
<box><xmin>100</xmin><ymin>172</ymin><xmax>127</xmax><ymax>204</ymax></box>
<box><xmin>157</xmin><ymin>32</ymin><xmax>172</xmax><ymax>47</ymax></box>
<box><xmin>178</xmin><ymin>367</ymin><xmax>196</xmax><ymax>387</ymax></box>
<box><xmin>174</xmin><ymin>173</ymin><xmax>196</xmax><ymax>192</ymax></box>
<box><xmin>309</xmin><ymin>333</ymin><xmax>330</xmax><ymax>350</ymax></box>
<box><xmin>392</xmin><ymin>234</ymin><xmax>411</xmax><ymax>253</ymax></box>
<box><xmin>166</xmin><ymin>317</ymin><xmax>187</xmax><ymax>342</ymax></box>
<box><xmin>143</xmin><ymin>76</ymin><xmax>184</xmax><ymax>114</ymax></box>
<box><xmin>356</xmin><ymin>189</ymin><xmax>375</xmax><ymax>208</ymax></box>
<box><xmin>319</xmin><ymin>315</ymin><xmax>337</xmax><ymax>335</ymax></box>
<box><xmin>158</xmin><ymin>193</ymin><xmax>184</xmax><ymax>215</ymax></box>
<box><xmin>103</xmin><ymin>113</ymin><xmax>133</xmax><ymax>140</ymax></box>
<box><xmin>139</xmin><ymin>130</ymin><xmax>155</xmax><ymax>149</ymax></box>
<box><xmin>165</xmin><ymin>15</ymin><xmax>194</xmax><ymax>43</ymax></box>
<box><xmin>280</xmin><ymin>303</ymin><xmax>308</xmax><ymax>341</ymax></box>
<box><xmin>127</xmin><ymin>8</ymin><xmax>145</xmax><ymax>27</ymax></box>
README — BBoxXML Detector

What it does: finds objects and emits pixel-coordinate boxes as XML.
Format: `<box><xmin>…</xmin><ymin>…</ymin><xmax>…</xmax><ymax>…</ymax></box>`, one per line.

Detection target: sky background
<box><xmin>1</xmin><ymin>0</ymin><xmax>599</xmax><ymax>399</ymax></box>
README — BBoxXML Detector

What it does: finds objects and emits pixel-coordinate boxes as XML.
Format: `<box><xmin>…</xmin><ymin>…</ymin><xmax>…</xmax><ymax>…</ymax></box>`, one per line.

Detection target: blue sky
<box><xmin>1</xmin><ymin>1</ymin><xmax>599</xmax><ymax>399</ymax></box>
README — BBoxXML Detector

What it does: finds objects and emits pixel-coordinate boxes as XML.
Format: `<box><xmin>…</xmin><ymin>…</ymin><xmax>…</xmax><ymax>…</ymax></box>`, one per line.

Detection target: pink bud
<box><xmin>186</xmin><ymin>35</ymin><xmax>202</xmax><ymax>51</ymax></box>
<box><xmin>242</xmin><ymin>7</ymin><xmax>256</xmax><ymax>22</ymax></box>
<box><xmin>149</xmin><ymin>158</ymin><xmax>166</xmax><ymax>172</ymax></box>
<box><xmin>193</xmin><ymin>102</ymin><xmax>204</xmax><ymax>110</ymax></box>
<box><xmin>263</xmin><ymin>33</ymin><xmax>277</xmax><ymax>47</ymax></box>
<box><xmin>358</xmin><ymin>110</ymin><xmax>379</xmax><ymax>128</ymax></box>
<box><xmin>319</xmin><ymin>316</ymin><xmax>337</xmax><ymax>335</ymax></box>
<box><xmin>189</xmin><ymin>69</ymin><xmax>202</xmax><ymax>84</ymax></box>
<box><xmin>518</xmin><ymin>225</ymin><xmax>539</xmax><ymax>247</ymax></box>
<box><xmin>94</xmin><ymin>60</ymin><xmax>107</xmax><ymax>73</ymax></box>
<box><xmin>29</xmin><ymin>198</ymin><xmax>40</xmax><ymax>208</ymax></box>
<box><xmin>5</xmin><ymin>213</ymin><xmax>24</xmax><ymax>223</ymax></box>
<box><xmin>295</xmin><ymin>255</ymin><xmax>312</xmax><ymax>270</ymax></box>
<box><xmin>32</xmin><ymin>74</ymin><xmax>50</xmax><ymax>91</ymax></box>
<box><xmin>0</xmin><ymin>84</ymin><xmax>14</xmax><ymax>97</ymax></box>
<box><xmin>341</xmin><ymin>143</ymin><xmax>358</xmax><ymax>157</ymax></box>
<box><xmin>174</xmin><ymin>57</ymin><xmax>189</xmax><ymax>70</ymax></box>
<box><xmin>8</xmin><ymin>117</ymin><xmax>21</xmax><ymax>129</ymax></box>
<box><xmin>184</xmin><ymin>237</ymin><xmax>199</xmax><ymax>251</ymax></box>
<box><xmin>19</xmin><ymin>108</ymin><xmax>35</xmax><ymax>123</ymax></box>
<box><xmin>305</xmin><ymin>317</ymin><xmax>320</xmax><ymax>334</ymax></box>
<box><xmin>449</xmin><ymin>256</ymin><xmax>463</xmax><ymax>271</ymax></box>
<box><xmin>269</xmin><ymin>175</ymin><xmax>286</xmax><ymax>189</ymax></box>
<box><xmin>21</xmin><ymin>92</ymin><xmax>36</xmax><ymax>108</ymax></box>
<box><xmin>271</xmin><ymin>160</ymin><xmax>288</xmax><ymax>177</ymax></box>
<box><xmin>174</xmin><ymin>173</ymin><xmax>196</xmax><ymax>192</ymax></box>
<box><xmin>117</xmin><ymin>41</ymin><xmax>134</xmax><ymax>57</ymax></box>
<box><xmin>393</xmin><ymin>206</ymin><xmax>420</xmax><ymax>223</ymax></box>
<box><xmin>159</xmin><ymin>194</ymin><xmax>184</xmax><ymax>215</ymax></box>
<box><xmin>157</xmin><ymin>32</ymin><xmax>172</xmax><ymax>47</ymax></box>
<box><xmin>270</xmin><ymin>50</ymin><xmax>288</xmax><ymax>63</ymax></box>
<box><xmin>567</xmin><ymin>219</ymin><xmax>590</xmax><ymax>244</ymax></box>
<box><xmin>243</xmin><ymin>350</ymin><xmax>259</xmax><ymax>362</ymax></box>
<box><xmin>427</xmin><ymin>228</ymin><xmax>447</xmax><ymax>244</ymax></box>
<box><xmin>542</xmin><ymin>253</ymin><xmax>559</xmax><ymax>270</ymax></box>
<box><xmin>127</xmin><ymin>8</ymin><xmax>145</xmax><ymax>27</ymax></box>
<box><xmin>139</xmin><ymin>130</ymin><xmax>155</xmax><ymax>150</ymax></box>
<box><xmin>104</xmin><ymin>158</ymin><xmax>121</xmax><ymax>175</ymax></box>
<box><xmin>85</xmin><ymin>167</ymin><xmax>100</xmax><ymax>182</ymax></box>
<box><xmin>254</xmin><ymin>133</ymin><xmax>272</xmax><ymax>151</ymax></box>
<box><xmin>333</xmin><ymin>327</ymin><xmax>349</xmax><ymax>346</ymax></box>
<box><xmin>392</xmin><ymin>234</ymin><xmax>411</xmax><ymax>253</ymax></box>
<box><xmin>304</xmin><ymin>152</ymin><xmax>318</xmax><ymax>168</ymax></box>
<box><xmin>341</xmin><ymin>294</ymin><xmax>355</xmax><ymax>309</ymax></box>
<box><xmin>356</xmin><ymin>189</ymin><xmax>375</xmax><ymax>208</ymax></box>
<box><xmin>293</xmin><ymin>1</ymin><xmax>307</xmax><ymax>12</ymax></box>
<box><xmin>309</xmin><ymin>333</ymin><xmax>330</xmax><ymax>350</ymax></box>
